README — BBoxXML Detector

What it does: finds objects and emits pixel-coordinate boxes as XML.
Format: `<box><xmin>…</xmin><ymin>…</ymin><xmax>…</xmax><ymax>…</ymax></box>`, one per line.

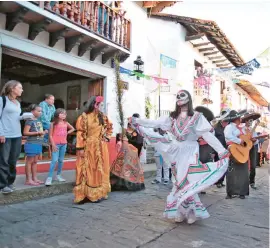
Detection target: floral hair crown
<box><xmin>96</xmin><ymin>96</ymin><xmax>104</xmax><ymax>103</ymax></box>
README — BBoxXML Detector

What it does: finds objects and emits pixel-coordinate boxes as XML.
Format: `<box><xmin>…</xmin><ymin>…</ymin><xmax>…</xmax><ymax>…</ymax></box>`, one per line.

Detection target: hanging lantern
<box><xmin>133</xmin><ymin>56</ymin><xmax>144</xmax><ymax>80</ymax></box>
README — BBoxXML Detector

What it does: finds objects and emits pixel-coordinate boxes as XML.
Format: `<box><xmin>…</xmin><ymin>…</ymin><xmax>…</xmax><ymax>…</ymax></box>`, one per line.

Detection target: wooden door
<box><xmin>88</xmin><ymin>78</ymin><xmax>104</xmax><ymax>97</ymax></box>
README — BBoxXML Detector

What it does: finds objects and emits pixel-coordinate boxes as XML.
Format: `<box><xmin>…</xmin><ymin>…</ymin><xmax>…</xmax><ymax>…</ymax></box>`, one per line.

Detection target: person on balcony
<box><xmin>39</xmin><ymin>94</ymin><xmax>56</xmax><ymax>145</ymax></box>
<box><xmin>74</xmin><ymin>96</ymin><xmax>113</xmax><ymax>203</ymax></box>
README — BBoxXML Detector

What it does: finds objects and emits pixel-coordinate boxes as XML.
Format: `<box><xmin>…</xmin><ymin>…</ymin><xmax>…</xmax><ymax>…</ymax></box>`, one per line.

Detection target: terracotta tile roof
<box><xmin>151</xmin><ymin>13</ymin><xmax>245</xmax><ymax>67</ymax></box>
<box><xmin>236</xmin><ymin>80</ymin><xmax>268</xmax><ymax>107</ymax></box>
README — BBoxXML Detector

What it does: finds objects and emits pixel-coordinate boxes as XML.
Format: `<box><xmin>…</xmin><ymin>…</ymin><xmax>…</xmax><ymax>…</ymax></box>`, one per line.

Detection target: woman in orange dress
<box><xmin>74</xmin><ymin>96</ymin><xmax>113</xmax><ymax>203</ymax></box>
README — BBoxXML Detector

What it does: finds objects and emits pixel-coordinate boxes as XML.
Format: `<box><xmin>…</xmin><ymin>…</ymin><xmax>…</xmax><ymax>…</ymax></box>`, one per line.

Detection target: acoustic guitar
<box><xmin>229</xmin><ymin>120</ymin><xmax>260</xmax><ymax>163</ymax></box>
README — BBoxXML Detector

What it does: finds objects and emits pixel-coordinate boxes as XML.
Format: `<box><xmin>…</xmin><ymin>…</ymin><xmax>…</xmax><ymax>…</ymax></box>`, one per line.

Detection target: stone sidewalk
<box><xmin>0</xmin><ymin>165</ymin><xmax>268</xmax><ymax>248</ymax></box>
<box><xmin>0</xmin><ymin>163</ymin><xmax>157</xmax><ymax>205</ymax></box>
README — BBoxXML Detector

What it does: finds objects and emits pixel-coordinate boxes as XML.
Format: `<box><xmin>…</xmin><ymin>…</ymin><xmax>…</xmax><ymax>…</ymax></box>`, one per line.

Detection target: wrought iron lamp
<box><xmin>133</xmin><ymin>56</ymin><xmax>144</xmax><ymax>80</ymax></box>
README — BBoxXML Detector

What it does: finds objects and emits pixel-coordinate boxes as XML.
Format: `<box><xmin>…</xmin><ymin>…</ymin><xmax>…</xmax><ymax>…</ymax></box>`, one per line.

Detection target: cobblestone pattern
<box><xmin>0</xmin><ymin>167</ymin><xmax>268</xmax><ymax>248</ymax></box>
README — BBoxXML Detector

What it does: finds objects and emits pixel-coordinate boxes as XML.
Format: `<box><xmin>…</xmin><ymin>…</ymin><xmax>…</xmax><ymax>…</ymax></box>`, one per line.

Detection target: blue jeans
<box><xmin>48</xmin><ymin>144</ymin><xmax>67</xmax><ymax>178</ymax></box>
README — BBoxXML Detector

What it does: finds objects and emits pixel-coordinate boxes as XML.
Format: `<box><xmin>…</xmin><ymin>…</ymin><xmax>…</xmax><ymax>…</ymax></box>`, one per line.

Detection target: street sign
<box><xmin>160</xmin><ymin>86</ymin><xmax>170</xmax><ymax>92</ymax></box>
<box><xmin>120</xmin><ymin>80</ymin><xmax>129</xmax><ymax>90</ymax></box>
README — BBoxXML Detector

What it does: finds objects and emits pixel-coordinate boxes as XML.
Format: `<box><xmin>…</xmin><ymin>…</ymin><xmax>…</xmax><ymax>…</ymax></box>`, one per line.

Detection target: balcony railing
<box><xmin>32</xmin><ymin>1</ymin><xmax>131</xmax><ymax>50</ymax></box>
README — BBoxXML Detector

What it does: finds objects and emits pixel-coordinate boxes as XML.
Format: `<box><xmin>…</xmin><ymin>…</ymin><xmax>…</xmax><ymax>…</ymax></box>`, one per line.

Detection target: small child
<box><xmin>152</xmin><ymin>149</ymin><xmax>170</xmax><ymax>185</ymax></box>
<box><xmin>45</xmin><ymin>108</ymin><xmax>75</xmax><ymax>186</ymax></box>
<box><xmin>116</xmin><ymin>133</ymin><xmax>122</xmax><ymax>153</ymax></box>
<box><xmin>24</xmin><ymin>104</ymin><xmax>47</xmax><ymax>186</ymax></box>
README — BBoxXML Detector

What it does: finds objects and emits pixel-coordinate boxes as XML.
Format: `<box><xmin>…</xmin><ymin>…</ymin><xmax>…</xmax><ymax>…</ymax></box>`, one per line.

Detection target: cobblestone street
<box><xmin>0</xmin><ymin>167</ymin><xmax>268</xmax><ymax>248</ymax></box>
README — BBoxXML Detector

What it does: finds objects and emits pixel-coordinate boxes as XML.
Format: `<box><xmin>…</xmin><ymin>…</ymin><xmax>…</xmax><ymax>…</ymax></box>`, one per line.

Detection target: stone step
<box><xmin>0</xmin><ymin>163</ymin><xmax>157</xmax><ymax>205</ymax></box>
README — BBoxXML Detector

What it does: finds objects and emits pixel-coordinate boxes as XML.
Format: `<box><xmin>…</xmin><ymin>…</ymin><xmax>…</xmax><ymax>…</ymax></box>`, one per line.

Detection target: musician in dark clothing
<box><xmin>214</xmin><ymin>109</ymin><xmax>230</xmax><ymax>188</ymax></box>
<box><xmin>126</xmin><ymin>113</ymin><xmax>144</xmax><ymax>156</ymax></box>
<box><xmin>195</xmin><ymin>106</ymin><xmax>216</xmax><ymax>194</ymax></box>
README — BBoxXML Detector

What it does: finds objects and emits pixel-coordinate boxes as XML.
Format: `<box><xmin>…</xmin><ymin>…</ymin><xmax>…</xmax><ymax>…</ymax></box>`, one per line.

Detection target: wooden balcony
<box><xmin>0</xmin><ymin>1</ymin><xmax>130</xmax><ymax>63</ymax></box>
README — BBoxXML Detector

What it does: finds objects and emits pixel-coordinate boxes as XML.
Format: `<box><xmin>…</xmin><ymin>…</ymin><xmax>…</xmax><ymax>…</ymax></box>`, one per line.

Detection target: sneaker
<box><xmin>8</xmin><ymin>184</ymin><xmax>16</xmax><ymax>191</ymax></box>
<box><xmin>187</xmin><ymin>215</ymin><xmax>196</xmax><ymax>225</ymax></box>
<box><xmin>151</xmin><ymin>179</ymin><xmax>161</xmax><ymax>184</ymax></box>
<box><xmin>175</xmin><ymin>214</ymin><xmax>185</xmax><ymax>223</ymax></box>
<box><xmin>163</xmin><ymin>180</ymin><xmax>169</xmax><ymax>185</ymax></box>
<box><xmin>226</xmin><ymin>195</ymin><xmax>232</xmax><ymax>199</ymax></box>
<box><xmin>1</xmin><ymin>186</ymin><xmax>13</xmax><ymax>194</ymax></box>
<box><xmin>56</xmin><ymin>175</ymin><xmax>66</xmax><ymax>182</ymax></box>
<box><xmin>250</xmin><ymin>183</ymin><xmax>257</xmax><ymax>190</ymax></box>
<box><xmin>45</xmin><ymin>177</ymin><xmax>52</xmax><ymax>186</ymax></box>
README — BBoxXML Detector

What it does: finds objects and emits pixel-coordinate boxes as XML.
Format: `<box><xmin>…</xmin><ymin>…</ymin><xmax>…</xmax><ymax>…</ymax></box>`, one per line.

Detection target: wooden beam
<box><xmin>102</xmin><ymin>49</ymin><xmax>120</xmax><ymax>64</ymax></box>
<box><xmin>31</xmin><ymin>72</ymin><xmax>82</xmax><ymax>85</ymax></box>
<box><xmin>78</xmin><ymin>39</ymin><xmax>99</xmax><ymax>57</ymax></box>
<box><xmin>208</xmin><ymin>56</ymin><xmax>223</xmax><ymax>60</ymax></box>
<box><xmin>90</xmin><ymin>44</ymin><xmax>109</xmax><ymax>61</ymax></box>
<box><xmin>143</xmin><ymin>1</ymin><xmax>159</xmax><ymax>8</ymax></box>
<box><xmin>217</xmin><ymin>63</ymin><xmax>231</xmax><ymax>67</ymax></box>
<box><xmin>5</xmin><ymin>7</ymin><xmax>28</xmax><ymax>31</ymax></box>
<box><xmin>185</xmin><ymin>33</ymin><xmax>204</xmax><ymax>42</ymax></box>
<box><xmin>203</xmin><ymin>51</ymin><xmax>219</xmax><ymax>56</ymax></box>
<box><xmin>28</xmin><ymin>19</ymin><xmax>52</xmax><ymax>40</ymax></box>
<box><xmin>151</xmin><ymin>2</ymin><xmax>176</xmax><ymax>14</ymax></box>
<box><xmin>65</xmin><ymin>35</ymin><xmax>84</xmax><ymax>53</ymax></box>
<box><xmin>1</xmin><ymin>71</ymin><xmax>30</xmax><ymax>82</ymax></box>
<box><xmin>49</xmin><ymin>28</ymin><xmax>70</xmax><ymax>47</ymax></box>
<box><xmin>198</xmin><ymin>47</ymin><xmax>216</xmax><ymax>52</ymax></box>
<box><xmin>193</xmin><ymin>42</ymin><xmax>211</xmax><ymax>48</ymax></box>
<box><xmin>119</xmin><ymin>52</ymin><xmax>130</xmax><ymax>63</ymax></box>
<box><xmin>213</xmin><ymin>59</ymin><xmax>227</xmax><ymax>63</ymax></box>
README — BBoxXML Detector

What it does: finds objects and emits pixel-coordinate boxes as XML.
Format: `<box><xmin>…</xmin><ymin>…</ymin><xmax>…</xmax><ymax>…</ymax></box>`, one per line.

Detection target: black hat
<box><xmin>241</xmin><ymin>112</ymin><xmax>261</xmax><ymax>123</ymax></box>
<box><xmin>214</xmin><ymin>108</ymin><xmax>230</xmax><ymax>121</ymax></box>
<box><xmin>195</xmin><ymin>106</ymin><xmax>214</xmax><ymax>122</ymax></box>
<box><xmin>132</xmin><ymin>113</ymin><xmax>140</xmax><ymax>118</ymax></box>
<box><xmin>223</xmin><ymin>110</ymin><xmax>246</xmax><ymax>122</ymax></box>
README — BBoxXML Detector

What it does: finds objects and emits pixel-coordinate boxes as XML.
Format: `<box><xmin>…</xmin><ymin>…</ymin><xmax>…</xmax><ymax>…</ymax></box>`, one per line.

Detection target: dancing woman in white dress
<box><xmin>130</xmin><ymin>90</ymin><xmax>229</xmax><ymax>224</ymax></box>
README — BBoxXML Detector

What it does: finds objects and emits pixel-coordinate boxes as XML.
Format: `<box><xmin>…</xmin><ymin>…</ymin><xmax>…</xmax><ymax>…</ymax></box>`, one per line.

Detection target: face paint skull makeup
<box><xmin>98</xmin><ymin>102</ymin><xmax>104</xmax><ymax>112</ymax></box>
<box><xmin>94</xmin><ymin>96</ymin><xmax>104</xmax><ymax>112</ymax></box>
<box><xmin>176</xmin><ymin>90</ymin><xmax>189</xmax><ymax>106</ymax></box>
<box><xmin>246</xmin><ymin>119</ymin><xmax>253</xmax><ymax>127</ymax></box>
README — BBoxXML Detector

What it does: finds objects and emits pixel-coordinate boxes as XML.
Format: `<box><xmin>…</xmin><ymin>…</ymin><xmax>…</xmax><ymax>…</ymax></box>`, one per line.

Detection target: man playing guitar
<box><xmin>224</xmin><ymin>110</ymin><xmax>249</xmax><ymax>199</ymax></box>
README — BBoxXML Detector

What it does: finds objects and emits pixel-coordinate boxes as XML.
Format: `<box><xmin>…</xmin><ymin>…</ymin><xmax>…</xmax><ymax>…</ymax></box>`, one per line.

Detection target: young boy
<box><xmin>152</xmin><ymin>149</ymin><xmax>170</xmax><ymax>185</ymax></box>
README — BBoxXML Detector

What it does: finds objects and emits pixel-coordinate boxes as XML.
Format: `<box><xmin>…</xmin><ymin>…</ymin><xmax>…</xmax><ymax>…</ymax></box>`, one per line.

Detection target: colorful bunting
<box><xmin>133</xmin><ymin>71</ymin><xmax>151</xmax><ymax>80</ymax></box>
<box><xmin>119</xmin><ymin>67</ymin><xmax>133</xmax><ymax>75</ymax></box>
<box><xmin>160</xmin><ymin>54</ymin><xmax>177</xmax><ymax>68</ymax></box>
<box><xmin>234</xmin><ymin>59</ymin><xmax>260</xmax><ymax>75</ymax></box>
<box><xmin>255</xmin><ymin>82</ymin><xmax>270</xmax><ymax>88</ymax></box>
<box><xmin>119</xmin><ymin>66</ymin><xmax>168</xmax><ymax>84</ymax></box>
<box><xmin>152</xmin><ymin>76</ymin><xmax>168</xmax><ymax>84</ymax></box>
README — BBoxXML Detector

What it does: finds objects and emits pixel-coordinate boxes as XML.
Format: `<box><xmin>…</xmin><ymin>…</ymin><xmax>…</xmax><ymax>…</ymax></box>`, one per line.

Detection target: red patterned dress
<box><xmin>110</xmin><ymin>140</ymin><xmax>145</xmax><ymax>191</ymax></box>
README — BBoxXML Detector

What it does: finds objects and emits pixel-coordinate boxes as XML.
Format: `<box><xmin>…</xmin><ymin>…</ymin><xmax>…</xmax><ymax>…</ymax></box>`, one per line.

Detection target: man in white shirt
<box><xmin>224</xmin><ymin>110</ymin><xmax>249</xmax><ymax>199</ymax></box>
